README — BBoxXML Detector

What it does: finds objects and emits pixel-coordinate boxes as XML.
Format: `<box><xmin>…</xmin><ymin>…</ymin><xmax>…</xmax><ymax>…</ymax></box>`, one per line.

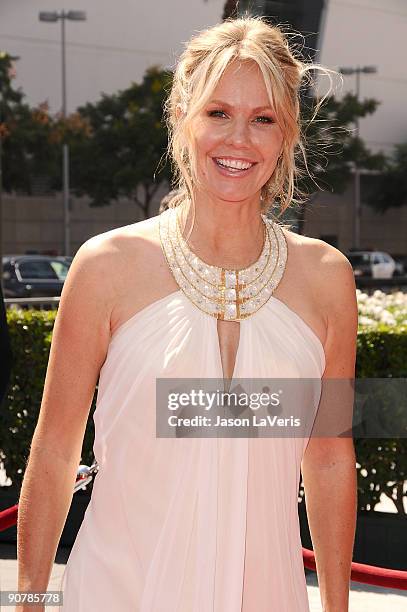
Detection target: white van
<box><xmin>347</xmin><ymin>251</ymin><xmax>396</xmax><ymax>279</ymax></box>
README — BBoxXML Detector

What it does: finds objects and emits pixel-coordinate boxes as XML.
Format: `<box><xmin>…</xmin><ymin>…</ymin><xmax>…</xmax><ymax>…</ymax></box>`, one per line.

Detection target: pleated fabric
<box><xmin>58</xmin><ymin>289</ymin><xmax>325</xmax><ymax>611</ymax></box>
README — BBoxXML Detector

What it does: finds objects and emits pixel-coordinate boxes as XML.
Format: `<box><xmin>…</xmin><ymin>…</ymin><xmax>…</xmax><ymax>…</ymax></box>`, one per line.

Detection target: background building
<box><xmin>1</xmin><ymin>0</ymin><xmax>225</xmax><ymax>254</ymax></box>
<box><xmin>240</xmin><ymin>0</ymin><xmax>407</xmax><ymax>255</ymax></box>
<box><xmin>239</xmin><ymin>0</ymin><xmax>324</xmax><ymax>63</ymax></box>
<box><xmin>0</xmin><ymin>0</ymin><xmax>225</xmax><ymax>114</ymax></box>
<box><xmin>1</xmin><ymin>0</ymin><xmax>406</xmax><ymax>256</ymax></box>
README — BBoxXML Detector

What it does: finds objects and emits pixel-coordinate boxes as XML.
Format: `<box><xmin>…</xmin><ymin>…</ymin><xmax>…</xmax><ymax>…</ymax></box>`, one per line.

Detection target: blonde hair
<box><xmin>163</xmin><ymin>15</ymin><xmax>337</xmax><ymax>233</ymax></box>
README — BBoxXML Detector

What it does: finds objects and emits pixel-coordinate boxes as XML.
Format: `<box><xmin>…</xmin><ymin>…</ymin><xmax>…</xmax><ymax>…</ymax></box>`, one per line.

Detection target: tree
<box><xmin>68</xmin><ymin>66</ymin><xmax>173</xmax><ymax>218</ymax></box>
<box><xmin>1</xmin><ymin>50</ymin><xmax>390</xmax><ymax>226</ymax></box>
<box><xmin>364</xmin><ymin>142</ymin><xmax>407</xmax><ymax>213</ymax></box>
<box><xmin>293</xmin><ymin>92</ymin><xmax>386</xmax><ymax>233</ymax></box>
<box><xmin>0</xmin><ymin>52</ymin><xmax>58</xmax><ymax>195</ymax></box>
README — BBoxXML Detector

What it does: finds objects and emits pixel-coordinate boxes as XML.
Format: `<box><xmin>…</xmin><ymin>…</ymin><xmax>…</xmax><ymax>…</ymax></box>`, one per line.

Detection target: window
<box><xmin>50</xmin><ymin>261</ymin><xmax>70</xmax><ymax>280</ymax></box>
<box><xmin>18</xmin><ymin>259</ymin><xmax>70</xmax><ymax>280</ymax></box>
<box><xmin>380</xmin><ymin>253</ymin><xmax>392</xmax><ymax>263</ymax></box>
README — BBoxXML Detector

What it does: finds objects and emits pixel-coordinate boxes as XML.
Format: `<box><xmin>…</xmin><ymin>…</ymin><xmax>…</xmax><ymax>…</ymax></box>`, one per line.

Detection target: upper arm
<box><xmin>31</xmin><ymin>236</ymin><xmax>116</xmax><ymax>465</ymax></box>
<box><xmin>319</xmin><ymin>246</ymin><xmax>358</xmax><ymax>379</ymax></box>
<box><xmin>303</xmin><ymin>244</ymin><xmax>358</xmax><ymax>466</ymax></box>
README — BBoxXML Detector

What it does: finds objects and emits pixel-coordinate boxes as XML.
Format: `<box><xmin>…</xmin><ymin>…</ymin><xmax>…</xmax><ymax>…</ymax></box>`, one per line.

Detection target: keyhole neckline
<box><xmin>216</xmin><ymin>317</ymin><xmax>241</xmax><ymax>392</ymax></box>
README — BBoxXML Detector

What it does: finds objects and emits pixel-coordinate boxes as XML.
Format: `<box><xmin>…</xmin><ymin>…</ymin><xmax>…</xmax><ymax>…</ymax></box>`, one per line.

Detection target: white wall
<box><xmin>316</xmin><ymin>0</ymin><xmax>407</xmax><ymax>155</ymax></box>
<box><xmin>0</xmin><ymin>0</ymin><xmax>225</xmax><ymax>113</ymax></box>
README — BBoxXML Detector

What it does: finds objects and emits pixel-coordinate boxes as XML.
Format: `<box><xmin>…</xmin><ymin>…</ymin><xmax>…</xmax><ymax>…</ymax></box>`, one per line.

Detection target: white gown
<box><xmin>57</xmin><ymin>268</ymin><xmax>325</xmax><ymax>611</ymax></box>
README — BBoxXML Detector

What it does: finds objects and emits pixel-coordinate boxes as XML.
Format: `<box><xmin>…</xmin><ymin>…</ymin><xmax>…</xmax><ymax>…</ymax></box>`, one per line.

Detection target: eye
<box><xmin>207</xmin><ymin>110</ymin><xmax>227</xmax><ymax>118</ymax></box>
<box><xmin>254</xmin><ymin>116</ymin><xmax>274</xmax><ymax>124</ymax></box>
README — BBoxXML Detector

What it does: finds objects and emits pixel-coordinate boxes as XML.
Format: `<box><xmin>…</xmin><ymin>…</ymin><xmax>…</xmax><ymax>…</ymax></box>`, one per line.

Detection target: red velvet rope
<box><xmin>0</xmin><ymin>504</ymin><xmax>18</xmax><ymax>531</ymax></box>
<box><xmin>1</xmin><ymin>494</ymin><xmax>406</xmax><ymax>590</ymax></box>
<box><xmin>302</xmin><ymin>547</ymin><xmax>407</xmax><ymax>590</ymax></box>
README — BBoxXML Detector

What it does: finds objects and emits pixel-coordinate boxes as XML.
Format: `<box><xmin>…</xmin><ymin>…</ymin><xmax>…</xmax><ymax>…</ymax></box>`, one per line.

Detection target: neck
<box><xmin>179</xmin><ymin>193</ymin><xmax>266</xmax><ymax>269</ymax></box>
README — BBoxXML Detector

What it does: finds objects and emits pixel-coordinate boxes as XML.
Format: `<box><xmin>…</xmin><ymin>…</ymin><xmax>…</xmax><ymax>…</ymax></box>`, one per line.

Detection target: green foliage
<box><xmin>2</xmin><ymin>308</ymin><xmax>406</xmax><ymax>514</ymax></box>
<box><xmin>2</xmin><ymin>51</ymin><xmax>396</xmax><ymax>219</ymax></box>
<box><xmin>0</xmin><ymin>53</ymin><xmax>60</xmax><ymax>193</ymax></box>
<box><xmin>1</xmin><ymin>309</ymin><xmax>95</xmax><ymax>488</ymax></box>
<box><xmin>298</xmin><ymin>92</ymin><xmax>386</xmax><ymax>198</ymax></box>
<box><xmin>68</xmin><ymin>66</ymin><xmax>173</xmax><ymax>216</ymax></box>
<box><xmin>354</xmin><ymin>327</ymin><xmax>407</xmax><ymax>514</ymax></box>
<box><xmin>365</xmin><ymin>142</ymin><xmax>407</xmax><ymax>213</ymax></box>
<box><xmin>356</xmin><ymin>438</ymin><xmax>406</xmax><ymax>514</ymax></box>
<box><xmin>356</xmin><ymin>328</ymin><xmax>407</xmax><ymax>377</ymax></box>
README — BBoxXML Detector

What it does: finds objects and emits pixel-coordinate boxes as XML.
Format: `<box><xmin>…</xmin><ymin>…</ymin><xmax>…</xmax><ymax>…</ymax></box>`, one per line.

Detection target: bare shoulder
<box><xmin>75</xmin><ymin>214</ymin><xmax>160</xmax><ymax>265</ymax></box>
<box><xmin>67</xmin><ymin>214</ymin><xmax>177</xmax><ymax>335</ymax></box>
<box><xmin>282</xmin><ymin>227</ymin><xmax>356</xmax><ymax>308</ymax></box>
<box><xmin>283</xmin><ymin>228</ymin><xmax>358</xmax><ymax>375</ymax></box>
<box><xmin>59</xmin><ymin>214</ymin><xmax>161</xmax><ymax>315</ymax></box>
<box><xmin>70</xmin><ymin>214</ymin><xmax>163</xmax><ymax>289</ymax></box>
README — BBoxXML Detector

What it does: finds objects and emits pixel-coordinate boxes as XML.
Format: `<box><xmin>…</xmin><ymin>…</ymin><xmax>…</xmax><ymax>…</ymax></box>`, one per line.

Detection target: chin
<box><xmin>198</xmin><ymin>172</ymin><xmax>261</xmax><ymax>203</ymax></box>
<box><xmin>209</xmin><ymin>190</ymin><xmax>254</xmax><ymax>203</ymax></box>
<box><xmin>203</xmin><ymin>181</ymin><xmax>254</xmax><ymax>202</ymax></box>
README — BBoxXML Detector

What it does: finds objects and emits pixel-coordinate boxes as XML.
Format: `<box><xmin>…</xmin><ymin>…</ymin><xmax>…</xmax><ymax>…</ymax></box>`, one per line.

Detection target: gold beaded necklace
<box><xmin>159</xmin><ymin>206</ymin><xmax>287</xmax><ymax>321</ymax></box>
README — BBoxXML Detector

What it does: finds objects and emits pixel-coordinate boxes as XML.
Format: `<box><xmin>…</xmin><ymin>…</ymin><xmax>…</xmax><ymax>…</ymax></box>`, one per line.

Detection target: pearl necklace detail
<box><xmin>159</xmin><ymin>206</ymin><xmax>288</xmax><ymax>321</ymax></box>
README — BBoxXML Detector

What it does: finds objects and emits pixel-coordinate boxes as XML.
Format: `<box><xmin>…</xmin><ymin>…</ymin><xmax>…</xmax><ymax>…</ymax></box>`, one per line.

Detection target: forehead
<box><xmin>209</xmin><ymin>60</ymin><xmax>272</xmax><ymax>108</ymax></box>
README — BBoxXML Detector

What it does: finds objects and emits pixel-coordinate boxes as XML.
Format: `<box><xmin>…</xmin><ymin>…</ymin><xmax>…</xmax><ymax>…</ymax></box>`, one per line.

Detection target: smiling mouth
<box><xmin>213</xmin><ymin>157</ymin><xmax>257</xmax><ymax>173</ymax></box>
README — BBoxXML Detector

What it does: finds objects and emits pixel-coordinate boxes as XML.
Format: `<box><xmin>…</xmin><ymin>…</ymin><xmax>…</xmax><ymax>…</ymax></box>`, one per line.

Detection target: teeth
<box><xmin>215</xmin><ymin>158</ymin><xmax>253</xmax><ymax>170</ymax></box>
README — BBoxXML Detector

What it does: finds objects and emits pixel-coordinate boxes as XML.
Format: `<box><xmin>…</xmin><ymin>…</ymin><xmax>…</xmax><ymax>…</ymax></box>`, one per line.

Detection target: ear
<box><xmin>175</xmin><ymin>103</ymin><xmax>185</xmax><ymax>121</ymax></box>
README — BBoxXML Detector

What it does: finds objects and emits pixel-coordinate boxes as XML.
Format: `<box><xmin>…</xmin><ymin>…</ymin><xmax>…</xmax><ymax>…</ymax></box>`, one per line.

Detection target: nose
<box><xmin>224</xmin><ymin>117</ymin><xmax>251</xmax><ymax>148</ymax></box>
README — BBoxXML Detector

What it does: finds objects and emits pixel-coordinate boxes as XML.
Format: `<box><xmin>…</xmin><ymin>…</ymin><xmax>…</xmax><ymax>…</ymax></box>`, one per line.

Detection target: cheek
<box><xmin>193</xmin><ymin>119</ymin><xmax>223</xmax><ymax>157</ymax></box>
<box><xmin>258</xmin><ymin>129</ymin><xmax>283</xmax><ymax>158</ymax></box>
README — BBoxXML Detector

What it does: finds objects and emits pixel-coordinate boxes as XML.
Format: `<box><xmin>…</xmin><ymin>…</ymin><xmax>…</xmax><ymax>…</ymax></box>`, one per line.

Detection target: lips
<box><xmin>212</xmin><ymin>156</ymin><xmax>258</xmax><ymax>176</ymax></box>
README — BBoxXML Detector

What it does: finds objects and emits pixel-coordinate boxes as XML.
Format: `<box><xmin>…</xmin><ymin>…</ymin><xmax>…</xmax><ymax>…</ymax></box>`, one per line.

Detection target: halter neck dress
<box><xmin>58</xmin><ymin>213</ymin><xmax>326</xmax><ymax>611</ymax></box>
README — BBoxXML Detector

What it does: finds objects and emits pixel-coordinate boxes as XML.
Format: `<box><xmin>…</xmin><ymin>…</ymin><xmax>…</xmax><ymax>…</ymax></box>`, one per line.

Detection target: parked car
<box><xmin>2</xmin><ymin>255</ymin><xmax>72</xmax><ymax>298</ymax></box>
<box><xmin>393</xmin><ymin>259</ymin><xmax>405</xmax><ymax>277</ymax></box>
<box><xmin>346</xmin><ymin>251</ymin><xmax>396</xmax><ymax>279</ymax></box>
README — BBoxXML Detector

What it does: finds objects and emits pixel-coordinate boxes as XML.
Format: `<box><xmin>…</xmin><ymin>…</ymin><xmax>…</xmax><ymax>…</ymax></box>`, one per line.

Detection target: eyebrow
<box><xmin>207</xmin><ymin>99</ymin><xmax>275</xmax><ymax>113</ymax></box>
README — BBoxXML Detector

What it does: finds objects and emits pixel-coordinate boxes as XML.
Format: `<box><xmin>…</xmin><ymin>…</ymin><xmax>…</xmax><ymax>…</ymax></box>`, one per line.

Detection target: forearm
<box><xmin>301</xmin><ymin>449</ymin><xmax>357</xmax><ymax>612</ymax></box>
<box><xmin>17</xmin><ymin>444</ymin><xmax>78</xmax><ymax>596</ymax></box>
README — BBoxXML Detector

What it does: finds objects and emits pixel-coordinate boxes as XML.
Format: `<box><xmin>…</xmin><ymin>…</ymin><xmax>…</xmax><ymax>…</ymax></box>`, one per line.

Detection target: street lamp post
<box><xmin>338</xmin><ymin>65</ymin><xmax>378</xmax><ymax>250</ymax></box>
<box><xmin>39</xmin><ymin>10</ymin><xmax>86</xmax><ymax>257</ymax></box>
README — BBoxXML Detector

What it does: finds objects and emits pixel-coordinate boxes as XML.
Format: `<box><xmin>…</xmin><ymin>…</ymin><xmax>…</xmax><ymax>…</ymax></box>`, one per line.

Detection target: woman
<box><xmin>16</xmin><ymin>16</ymin><xmax>358</xmax><ymax>612</ymax></box>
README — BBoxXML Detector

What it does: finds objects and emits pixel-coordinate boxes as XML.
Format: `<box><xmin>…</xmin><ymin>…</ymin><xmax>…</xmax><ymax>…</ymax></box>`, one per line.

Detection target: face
<box><xmin>189</xmin><ymin>59</ymin><xmax>284</xmax><ymax>204</ymax></box>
